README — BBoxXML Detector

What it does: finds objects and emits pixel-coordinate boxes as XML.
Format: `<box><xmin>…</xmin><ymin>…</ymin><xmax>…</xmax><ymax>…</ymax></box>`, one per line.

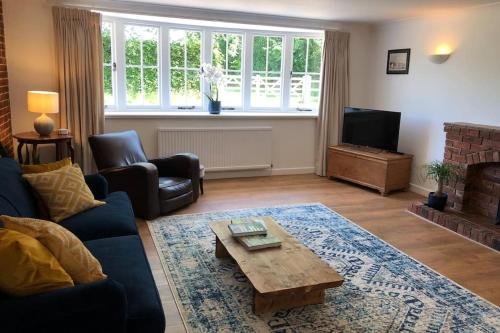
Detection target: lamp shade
<box><xmin>27</xmin><ymin>91</ymin><xmax>59</xmax><ymax>114</ymax></box>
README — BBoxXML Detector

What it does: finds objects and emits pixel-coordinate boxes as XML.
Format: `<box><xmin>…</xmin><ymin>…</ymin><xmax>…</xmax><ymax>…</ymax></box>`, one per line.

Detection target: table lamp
<box><xmin>27</xmin><ymin>91</ymin><xmax>59</xmax><ymax>136</ymax></box>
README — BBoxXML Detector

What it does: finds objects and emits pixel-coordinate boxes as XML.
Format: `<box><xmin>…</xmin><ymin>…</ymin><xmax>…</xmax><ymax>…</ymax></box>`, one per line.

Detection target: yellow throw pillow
<box><xmin>1</xmin><ymin>216</ymin><xmax>107</xmax><ymax>284</ymax></box>
<box><xmin>22</xmin><ymin>165</ymin><xmax>105</xmax><ymax>223</ymax></box>
<box><xmin>22</xmin><ymin>158</ymin><xmax>72</xmax><ymax>174</ymax></box>
<box><xmin>0</xmin><ymin>229</ymin><xmax>74</xmax><ymax>296</ymax></box>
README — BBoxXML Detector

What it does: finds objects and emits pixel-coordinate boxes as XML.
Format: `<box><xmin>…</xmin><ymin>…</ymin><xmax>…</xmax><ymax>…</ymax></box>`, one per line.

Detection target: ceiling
<box><xmin>110</xmin><ymin>0</ymin><xmax>500</xmax><ymax>22</ymax></box>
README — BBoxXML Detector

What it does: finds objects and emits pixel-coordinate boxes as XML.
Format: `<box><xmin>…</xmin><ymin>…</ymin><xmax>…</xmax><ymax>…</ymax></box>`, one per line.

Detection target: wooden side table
<box><xmin>13</xmin><ymin>131</ymin><xmax>75</xmax><ymax>164</ymax></box>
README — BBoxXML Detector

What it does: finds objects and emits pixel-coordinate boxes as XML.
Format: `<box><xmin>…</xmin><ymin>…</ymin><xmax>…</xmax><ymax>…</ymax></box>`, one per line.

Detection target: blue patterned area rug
<box><xmin>147</xmin><ymin>203</ymin><xmax>500</xmax><ymax>333</ymax></box>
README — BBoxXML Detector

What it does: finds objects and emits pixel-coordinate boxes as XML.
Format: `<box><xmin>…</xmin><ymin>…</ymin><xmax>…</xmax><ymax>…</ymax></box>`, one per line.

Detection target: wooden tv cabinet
<box><xmin>327</xmin><ymin>145</ymin><xmax>413</xmax><ymax>195</ymax></box>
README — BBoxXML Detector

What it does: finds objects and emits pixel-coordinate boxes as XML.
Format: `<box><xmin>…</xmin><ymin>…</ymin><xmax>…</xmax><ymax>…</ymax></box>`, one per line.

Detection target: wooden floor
<box><xmin>137</xmin><ymin>174</ymin><xmax>500</xmax><ymax>333</ymax></box>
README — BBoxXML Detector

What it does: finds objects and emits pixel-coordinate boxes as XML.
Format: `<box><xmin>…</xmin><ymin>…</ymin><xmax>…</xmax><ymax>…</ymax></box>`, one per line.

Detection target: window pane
<box><xmin>143</xmin><ymin>39</ymin><xmax>158</xmax><ymax>66</ymax></box>
<box><xmin>169</xmin><ymin>29</ymin><xmax>202</xmax><ymax>106</ymax></box>
<box><xmin>227</xmin><ymin>35</ymin><xmax>242</xmax><ymax>71</ymax></box>
<box><xmin>103</xmin><ymin>65</ymin><xmax>113</xmax><ymax>105</ymax></box>
<box><xmin>267</xmin><ymin>37</ymin><xmax>282</xmax><ymax>72</ymax></box>
<box><xmin>186</xmin><ymin>32</ymin><xmax>201</xmax><ymax>68</ymax></box>
<box><xmin>251</xmin><ymin>35</ymin><xmax>283</xmax><ymax>108</ymax></box>
<box><xmin>211</xmin><ymin>33</ymin><xmax>243</xmax><ymax>107</ymax></box>
<box><xmin>170</xmin><ymin>69</ymin><xmax>185</xmax><ymax>105</ymax></box>
<box><xmin>308</xmin><ymin>38</ymin><xmax>322</xmax><ymax>73</ymax></box>
<box><xmin>186</xmin><ymin>70</ymin><xmax>201</xmax><ymax>104</ymax></box>
<box><xmin>170</xmin><ymin>33</ymin><xmax>185</xmax><ymax>68</ymax></box>
<box><xmin>252</xmin><ymin>36</ymin><xmax>266</xmax><ymax>71</ymax></box>
<box><xmin>125</xmin><ymin>25</ymin><xmax>159</xmax><ymax>106</ymax></box>
<box><xmin>143</xmin><ymin>68</ymin><xmax>159</xmax><ymax>105</ymax></box>
<box><xmin>292</xmin><ymin>38</ymin><xmax>307</xmax><ymax>72</ymax></box>
<box><xmin>290</xmin><ymin>37</ymin><xmax>323</xmax><ymax>109</ymax></box>
<box><xmin>126</xmin><ymin>67</ymin><xmax>141</xmax><ymax>105</ymax></box>
<box><xmin>102</xmin><ymin>22</ymin><xmax>114</xmax><ymax>106</ymax></box>
<box><xmin>102</xmin><ymin>23</ymin><xmax>112</xmax><ymax>64</ymax></box>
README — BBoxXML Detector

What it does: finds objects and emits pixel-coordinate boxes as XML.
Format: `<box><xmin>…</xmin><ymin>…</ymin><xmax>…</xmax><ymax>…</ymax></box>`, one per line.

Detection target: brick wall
<box><xmin>443</xmin><ymin>122</ymin><xmax>500</xmax><ymax>216</ymax></box>
<box><xmin>0</xmin><ymin>0</ymin><xmax>12</xmax><ymax>156</ymax></box>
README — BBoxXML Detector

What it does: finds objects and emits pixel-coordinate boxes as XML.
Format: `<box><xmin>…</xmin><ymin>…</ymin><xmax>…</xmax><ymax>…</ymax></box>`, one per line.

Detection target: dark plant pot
<box><xmin>427</xmin><ymin>192</ymin><xmax>448</xmax><ymax>211</ymax></box>
<box><xmin>208</xmin><ymin>101</ymin><xmax>221</xmax><ymax>114</ymax></box>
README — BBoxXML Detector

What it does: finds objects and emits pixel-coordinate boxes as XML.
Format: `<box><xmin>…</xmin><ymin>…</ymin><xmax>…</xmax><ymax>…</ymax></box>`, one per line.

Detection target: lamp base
<box><xmin>34</xmin><ymin>113</ymin><xmax>54</xmax><ymax>136</ymax></box>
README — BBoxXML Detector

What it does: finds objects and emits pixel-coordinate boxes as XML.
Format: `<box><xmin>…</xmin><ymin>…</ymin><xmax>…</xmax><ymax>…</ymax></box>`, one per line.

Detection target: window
<box><xmin>102</xmin><ymin>22</ymin><xmax>114</xmax><ymax>106</ymax></box>
<box><xmin>169</xmin><ymin>30</ymin><xmax>202</xmax><ymax>106</ymax></box>
<box><xmin>125</xmin><ymin>25</ymin><xmax>159</xmax><ymax>106</ymax></box>
<box><xmin>102</xmin><ymin>16</ymin><xmax>323</xmax><ymax>113</ymax></box>
<box><xmin>290</xmin><ymin>37</ymin><xmax>322</xmax><ymax>109</ymax></box>
<box><xmin>251</xmin><ymin>36</ymin><xmax>283</xmax><ymax>108</ymax></box>
<box><xmin>212</xmin><ymin>33</ymin><xmax>243</xmax><ymax>107</ymax></box>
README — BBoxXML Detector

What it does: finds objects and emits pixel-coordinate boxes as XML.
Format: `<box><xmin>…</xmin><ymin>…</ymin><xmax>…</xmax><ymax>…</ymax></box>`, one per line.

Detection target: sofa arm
<box><xmin>150</xmin><ymin>153</ymin><xmax>200</xmax><ymax>200</ymax></box>
<box><xmin>100</xmin><ymin>162</ymin><xmax>160</xmax><ymax>219</ymax></box>
<box><xmin>0</xmin><ymin>279</ymin><xmax>127</xmax><ymax>333</ymax></box>
<box><xmin>84</xmin><ymin>174</ymin><xmax>109</xmax><ymax>200</ymax></box>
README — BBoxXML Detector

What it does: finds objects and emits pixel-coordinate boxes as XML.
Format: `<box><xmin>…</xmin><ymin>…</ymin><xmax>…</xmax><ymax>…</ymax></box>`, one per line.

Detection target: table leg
<box><xmin>215</xmin><ymin>237</ymin><xmax>230</xmax><ymax>258</ymax></box>
<box><xmin>32</xmin><ymin>144</ymin><xmax>38</xmax><ymax>164</ymax></box>
<box><xmin>56</xmin><ymin>142</ymin><xmax>61</xmax><ymax>160</ymax></box>
<box><xmin>67</xmin><ymin>141</ymin><xmax>74</xmax><ymax>162</ymax></box>
<box><xmin>17</xmin><ymin>142</ymin><xmax>24</xmax><ymax>164</ymax></box>
<box><xmin>253</xmin><ymin>288</ymin><xmax>325</xmax><ymax>315</ymax></box>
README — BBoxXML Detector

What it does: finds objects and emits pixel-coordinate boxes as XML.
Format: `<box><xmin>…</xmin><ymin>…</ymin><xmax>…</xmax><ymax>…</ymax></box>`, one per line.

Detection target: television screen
<box><xmin>342</xmin><ymin>107</ymin><xmax>401</xmax><ymax>152</ymax></box>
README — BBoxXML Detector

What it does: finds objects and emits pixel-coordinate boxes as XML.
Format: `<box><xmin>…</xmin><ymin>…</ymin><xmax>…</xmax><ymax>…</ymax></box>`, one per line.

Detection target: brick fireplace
<box><xmin>409</xmin><ymin>122</ymin><xmax>500</xmax><ymax>251</ymax></box>
<box><xmin>443</xmin><ymin>122</ymin><xmax>500</xmax><ymax>221</ymax></box>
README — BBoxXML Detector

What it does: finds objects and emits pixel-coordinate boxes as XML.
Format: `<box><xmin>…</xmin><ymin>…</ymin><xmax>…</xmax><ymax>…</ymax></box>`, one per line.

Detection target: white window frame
<box><xmin>104</xmin><ymin>16</ymin><xmax>323</xmax><ymax>114</ymax></box>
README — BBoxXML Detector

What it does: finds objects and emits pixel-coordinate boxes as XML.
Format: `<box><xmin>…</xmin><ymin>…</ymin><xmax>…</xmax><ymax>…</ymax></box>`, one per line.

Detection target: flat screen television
<box><xmin>342</xmin><ymin>107</ymin><xmax>401</xmax><ymax>152</ymax></box>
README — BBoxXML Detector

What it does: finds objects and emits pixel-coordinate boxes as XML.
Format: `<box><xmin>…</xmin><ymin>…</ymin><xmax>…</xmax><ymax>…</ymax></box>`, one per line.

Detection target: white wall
<box><xmin>366</xmin><ymin>4</ymin><xmax>500</xmax><ymax>193</ymax></box>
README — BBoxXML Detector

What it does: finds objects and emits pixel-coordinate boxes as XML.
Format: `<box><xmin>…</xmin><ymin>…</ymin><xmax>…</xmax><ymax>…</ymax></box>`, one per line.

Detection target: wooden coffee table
<box><xmin>209</xmin><ymin>217</ymin><xmax>344</xmax><ymax>314</ymax></box>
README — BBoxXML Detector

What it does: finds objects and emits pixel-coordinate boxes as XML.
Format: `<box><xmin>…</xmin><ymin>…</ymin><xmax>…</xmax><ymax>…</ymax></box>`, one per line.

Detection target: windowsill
<box><xmin>104</xmin><ymin>110</ymin><xmax>319</xmax><ymax>119</ymax></box>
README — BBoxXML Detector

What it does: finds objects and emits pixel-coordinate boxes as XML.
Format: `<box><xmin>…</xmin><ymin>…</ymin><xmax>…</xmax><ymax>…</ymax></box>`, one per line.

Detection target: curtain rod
<box><xmin>47</xmin><ymin>0</ymin><xmax>345</xmax><ymax>30</ymax></box>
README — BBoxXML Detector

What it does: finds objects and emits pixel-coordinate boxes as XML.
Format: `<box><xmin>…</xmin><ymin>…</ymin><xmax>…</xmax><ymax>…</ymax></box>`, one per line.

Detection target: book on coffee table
<box><xmin>228</xmin><ymin>222</ymin><xmax>267</xmax><ymax>237</ymax></box>
<box><xmin>237</xmin><ymin>233</ymin><xmax>282</xmax><ymax>251</ymax></box>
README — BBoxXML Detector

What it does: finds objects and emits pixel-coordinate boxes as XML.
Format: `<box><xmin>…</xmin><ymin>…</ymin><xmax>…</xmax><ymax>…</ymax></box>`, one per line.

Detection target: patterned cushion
<box><xmin>1</xmin><ymin>215</ymin><xmax>107</xmax><ymax>284</ymax></box>
<box><xmin>22</xmin><ymin>165</ymin><xmax>105</xmax><ymax>222</ymax></box>
<box><xmin>21</xmin><ymin>158</ymin><xmax>72</xmax><ymax>174</ymax></box>
<box><xmin>0</xmin><ymin>229</ymin><xmax>74</xmax><ymax>296</ymax></box>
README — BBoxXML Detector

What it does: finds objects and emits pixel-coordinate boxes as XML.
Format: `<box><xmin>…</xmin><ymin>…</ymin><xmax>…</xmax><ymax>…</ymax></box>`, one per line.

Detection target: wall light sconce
<box><xmin>429</xmin><ymin>45</ymin><xmax>452</xmax><ymax>64</ymax></box>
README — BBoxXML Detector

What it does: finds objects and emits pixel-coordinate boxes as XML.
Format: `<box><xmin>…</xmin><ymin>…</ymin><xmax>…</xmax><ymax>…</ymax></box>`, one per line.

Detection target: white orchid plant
<box><xmin>200</xmin><ymin>63</ymin><xmax>225</xmax><ymax>102</ymax></box>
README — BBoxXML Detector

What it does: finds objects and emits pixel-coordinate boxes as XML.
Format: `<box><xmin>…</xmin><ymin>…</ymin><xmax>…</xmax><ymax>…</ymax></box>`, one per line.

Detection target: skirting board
<box><xmin>409</xmin><ymin>183</ymin><xmax>432</xmax><ymax>196</ymax></box>
<box><xmin>204</xmin><ymin>167</ymin><xmax>315</xmax><ymax>180</ymax></box>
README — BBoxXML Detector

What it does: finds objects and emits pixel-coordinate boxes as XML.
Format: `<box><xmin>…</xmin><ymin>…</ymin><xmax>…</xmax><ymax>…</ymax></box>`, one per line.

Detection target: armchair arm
<box><xmin>100</xmin><ymin>162</ymin><xmax>160</xmax><ymax>219</ymax></box>
<box><xmin>0</xmin><ymin>279</ymin><xmax>127</xmax><ymax>333</ymax></box>
<box><xmin>149</xmin><ymin>153</ymin><xmax>200</xmax><ymax>200</ymax></box>
<box><xmin>84</xmin><ymin>174</ymin><xmax>109</xmax><ymax>200</ymax></box>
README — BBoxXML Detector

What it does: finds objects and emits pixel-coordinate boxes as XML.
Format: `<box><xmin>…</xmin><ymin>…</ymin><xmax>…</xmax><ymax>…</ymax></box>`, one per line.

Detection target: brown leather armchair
<box><xmin>88</xmin><ymin>130</ymin><xmax>199</xmax><ymax>219</ymax></box>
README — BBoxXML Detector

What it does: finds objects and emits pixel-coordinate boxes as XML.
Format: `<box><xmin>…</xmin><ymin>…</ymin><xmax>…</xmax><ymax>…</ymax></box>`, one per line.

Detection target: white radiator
<box><xmin>157</xmin><ymin>127</ymin><xmax>273</xmax><ymax>172</ymax></box>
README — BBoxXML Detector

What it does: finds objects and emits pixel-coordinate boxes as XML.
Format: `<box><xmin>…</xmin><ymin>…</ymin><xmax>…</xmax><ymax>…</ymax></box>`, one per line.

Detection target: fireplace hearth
<box><xmin>409</xmin><ymin>122</ymin><xmax>500</xmax><ymax>250</ymax></box>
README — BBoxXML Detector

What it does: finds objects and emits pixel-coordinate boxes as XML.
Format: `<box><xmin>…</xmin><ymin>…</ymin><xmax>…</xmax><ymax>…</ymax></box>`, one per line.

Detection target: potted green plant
<box><xmin>423</xmin><ymin>161</ymin><xmax>459</xmax><ymax>211</ymax></box>
<box><xmin>200</xmin><ymin>64</ymin><xmax>225</xmax><ymax>114</ymax></box>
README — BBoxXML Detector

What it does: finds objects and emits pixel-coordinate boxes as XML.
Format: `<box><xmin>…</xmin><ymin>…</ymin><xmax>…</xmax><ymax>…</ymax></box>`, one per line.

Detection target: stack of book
<box><xmin>228</xmin><ymin>217</ymin><xmax>282</xmax><ymax>251</ymax></box>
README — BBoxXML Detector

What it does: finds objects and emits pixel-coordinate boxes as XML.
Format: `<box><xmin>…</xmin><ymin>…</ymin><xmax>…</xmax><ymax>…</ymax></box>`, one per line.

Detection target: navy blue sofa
<box><xmin>0</xmin><ymin>158</ymin><xmax>166</xmax><ymax>333</ymax></box>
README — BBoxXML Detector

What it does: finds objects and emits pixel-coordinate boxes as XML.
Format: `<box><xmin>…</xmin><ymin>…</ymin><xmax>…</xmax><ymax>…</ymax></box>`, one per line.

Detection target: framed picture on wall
<box><xmin>386</xmin><ymin>49</ymin><xmax>411</xmax><ymax>74</ymax></box>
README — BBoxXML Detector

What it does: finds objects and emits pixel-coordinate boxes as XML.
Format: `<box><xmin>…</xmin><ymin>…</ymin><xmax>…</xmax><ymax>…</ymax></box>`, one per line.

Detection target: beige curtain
<box><xmin>53</xmin><ymin>7</ymin><xmax>104</xmax><ymax>174</ymax></box>
<box><xmin>315</xmin><ymin>30</ymin><xmax>350</xmax><ymax>176</ymax></box>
